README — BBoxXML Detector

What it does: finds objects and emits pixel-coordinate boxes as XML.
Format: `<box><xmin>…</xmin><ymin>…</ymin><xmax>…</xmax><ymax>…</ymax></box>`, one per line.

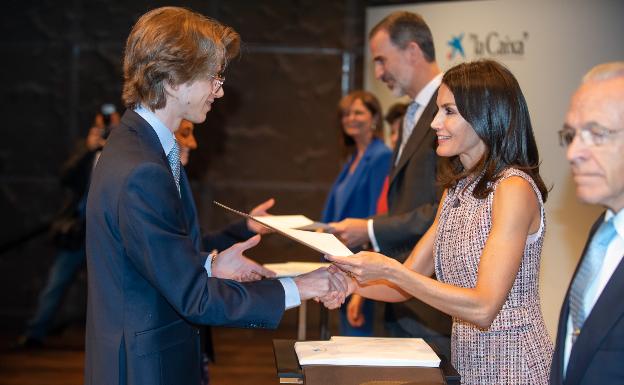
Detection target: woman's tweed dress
<box><xmin>433</xmin><ymin>168</ymin><xmax>553</xmax><ymax>384</ymax></box>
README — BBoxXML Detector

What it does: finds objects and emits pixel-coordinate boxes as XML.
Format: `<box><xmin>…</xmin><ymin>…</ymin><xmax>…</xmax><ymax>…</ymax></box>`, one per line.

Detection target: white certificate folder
<box><xmin>294</xmin><ymin>337</ymin><xmax>441</xmax><ymax>367</ymax></box>
<box><xmin>213</xmin><ymin>201</ymin><xmax>353</xmax><ymax>257</ymax></box>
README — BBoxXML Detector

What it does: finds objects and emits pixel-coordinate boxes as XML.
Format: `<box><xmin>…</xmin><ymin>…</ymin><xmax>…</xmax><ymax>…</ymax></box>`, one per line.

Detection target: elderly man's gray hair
<box><xmin>582</xmin><ymin>61</ymin><xmax>624</xmax><ymax>83</ymax></box>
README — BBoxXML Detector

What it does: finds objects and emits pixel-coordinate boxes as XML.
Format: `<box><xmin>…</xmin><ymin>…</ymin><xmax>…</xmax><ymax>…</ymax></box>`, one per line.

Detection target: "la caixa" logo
<box><xmin>447</xmin><ymin>31</ymin><xmax>529</xmax><ymax>60</ymax></box>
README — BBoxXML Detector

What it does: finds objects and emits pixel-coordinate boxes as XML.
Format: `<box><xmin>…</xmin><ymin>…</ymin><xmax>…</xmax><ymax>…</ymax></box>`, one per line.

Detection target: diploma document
<box><xmin>214</xmin><ymin>201</ymin><xmax>353</xmax><ymax>257</ymax></box>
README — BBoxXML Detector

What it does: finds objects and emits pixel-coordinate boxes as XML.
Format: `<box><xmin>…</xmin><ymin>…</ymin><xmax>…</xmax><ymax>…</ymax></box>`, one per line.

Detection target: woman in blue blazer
<box><xmin>322</xmin><ymin>90</ymin><xmax>392</xmax><ymax>336</ymax></box>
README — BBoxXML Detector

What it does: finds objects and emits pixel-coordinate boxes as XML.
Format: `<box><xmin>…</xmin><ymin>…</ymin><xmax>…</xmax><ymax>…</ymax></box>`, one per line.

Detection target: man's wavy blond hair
<box><xmin>122</xmin><ymin>6</ymin><xmax>240</xmax><ymax>111</ymax></box>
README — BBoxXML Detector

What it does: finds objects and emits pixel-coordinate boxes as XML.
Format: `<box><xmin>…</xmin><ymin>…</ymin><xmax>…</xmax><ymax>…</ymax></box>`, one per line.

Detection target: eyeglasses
<box><xmin>558</xmin><ymin>122</ymin><xmax>622</xmax><ymax>147</ymax></box>
<box><xmin>210</xmin><ymin>74</ymin><xmax>225</xmax><ymax>94</ymax></box>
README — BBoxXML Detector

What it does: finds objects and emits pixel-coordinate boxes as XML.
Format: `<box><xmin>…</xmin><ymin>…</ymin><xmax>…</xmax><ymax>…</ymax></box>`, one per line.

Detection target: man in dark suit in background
<box><xmin>329</xmin><ymin>11</ymin><xmax>451</xmax><ymax>357</ymax></box>
<box><xmin>16</xmin><ymin>112</ymin><xmax>118</xmax><ymax>349</ymax></box>
<box><xmin>551</xmin><ymin>62</ymin><xmax>624</xmax><ymax>384</ymax></box>
<box><xmin>85</xmin><ymin>7</ymin><xmax>348</xmax><ymax>385</ymax></box>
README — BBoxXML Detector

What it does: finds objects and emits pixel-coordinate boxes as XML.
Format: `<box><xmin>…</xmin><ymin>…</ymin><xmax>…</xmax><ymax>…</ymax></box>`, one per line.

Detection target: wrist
<box><xmin>293</xmin><ymin>276</ymin><xmax>311</xmax><ymax>301</ymax></box>
<box><xmin>209</xmin><ymin>249</ymin><xmax>219</xmax><ymax>273</ymax></box>
<box><xmin>386</xmin><ymin>259</ymin><xmax>405</xmax><ymax>284</ymax></box>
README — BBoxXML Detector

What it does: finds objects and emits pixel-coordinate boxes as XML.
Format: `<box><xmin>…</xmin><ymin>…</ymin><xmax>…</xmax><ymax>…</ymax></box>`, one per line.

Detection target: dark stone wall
<box><xmin>0</xmin><ymin>0</ymin><xmax>368</xmax><ymax>327</ymax></box>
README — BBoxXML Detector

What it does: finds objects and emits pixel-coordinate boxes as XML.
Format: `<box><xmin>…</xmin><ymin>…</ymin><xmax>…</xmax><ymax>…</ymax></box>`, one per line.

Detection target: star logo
<box><xmin>447</xmin><ymin>33</ymin><xmax>465</xmax><ymax>60</ymax></box>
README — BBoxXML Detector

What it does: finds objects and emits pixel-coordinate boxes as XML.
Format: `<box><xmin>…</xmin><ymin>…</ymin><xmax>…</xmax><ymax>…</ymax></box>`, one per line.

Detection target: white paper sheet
<box><xmin>263</xmin><ymin>262</ymin><xmax>331</xmax><ymax>277</ymax></box>
<box><xmin>252</xmin><ymin>215</ymin><xmax>315</xmax><ymax>229</ymax></box>
<box><xmin>213</xmin><ymin>201</ymin><xmax>352</xmax><ymax>256</ymax></box>
<box><xmin>279</xmin><ymin>228</ymin><xmax>353</xmax><ymax>257</ymax></box>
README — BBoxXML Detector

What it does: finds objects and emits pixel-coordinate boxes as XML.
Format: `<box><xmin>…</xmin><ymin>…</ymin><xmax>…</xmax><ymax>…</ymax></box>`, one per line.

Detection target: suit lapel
<box><xmin>389</xmin><ymin>90</ymin><xmax>438</xmax><ymax>185</ymax></box>
<box><xmin>389</xmin><ymin>126</ymin><xmax>403</xmax><ymax>167</ymax></box>
<box><xmin>552</xmin><ymin>214</ymin><xmax>602</xmax><ymax>384</ymax></box>
<box><xmin>564</xmin><ymin>213</ymin><xmax>624</xmax><ymax>384</ymax></box>
<box><xmin>124</xmin><ymin>110</ymin><xmax>177</xmax><ymax>183</ymax></box>
<box><xmin>124</xmin><ymin>110</ymin><xmax>199</xmax><ymax>249</ymax></box>
<box><xmin>125</xmin><ymin>110</ymin><xmax>186</xmax><ymax>194</ymax></box>
<box><xmin>124</xmin><ymin>110</ymin><xmax>167</xmax><ymax>162</ymax></box>
<box><xmin>179</xmin><ymin>167</ymin><xmax>202</xmax><ymax>248</ymax></box>
<box><xmin>566</xmin><ymin>254</ymin><xmax>624</xmax><ymax>384</ymax></box>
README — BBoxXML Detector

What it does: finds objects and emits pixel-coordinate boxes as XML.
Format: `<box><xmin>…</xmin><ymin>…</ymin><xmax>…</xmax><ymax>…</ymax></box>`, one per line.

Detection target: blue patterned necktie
<box><xmin>569</xmin><ymin>216</ymin><xmax>617</xmax><ymax>343</ymax></box>
<box><xmin>396</xmin><ymin>101</ymin><xmax>420</xmax><ymax>164</ymax></box>
<box><xmin>167</xmin><ymin>139</ymin><xmax>181</xmax><ymax>196</ymax></box>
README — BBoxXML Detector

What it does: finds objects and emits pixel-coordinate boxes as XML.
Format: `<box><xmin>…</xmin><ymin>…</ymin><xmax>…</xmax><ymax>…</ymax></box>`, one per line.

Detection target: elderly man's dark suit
<box><xmin>373</xmin><ymin>91</ymin><xmax>452</xmax><ymax>352</ymax></box>
<box><xmin>550</xmin><ymin>213</ymin><xmax>624</xmax><ymax>385</ymax></box>
<box><xmin>85</xmin><ymin>110</ymin><xmax>285</xmax><ymax>385</ymax></box>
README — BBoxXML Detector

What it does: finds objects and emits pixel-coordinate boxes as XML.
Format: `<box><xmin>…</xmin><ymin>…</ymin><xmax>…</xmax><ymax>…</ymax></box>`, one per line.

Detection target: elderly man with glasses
<box><xmin>550</xmin><ymin>62</ymin><xmax>624</xmax><ymax>385</ymax></box>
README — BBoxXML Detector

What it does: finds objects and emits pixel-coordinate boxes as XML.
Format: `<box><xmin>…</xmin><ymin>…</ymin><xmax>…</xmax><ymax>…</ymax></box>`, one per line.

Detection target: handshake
<box><xmin>292</xmin><ymin>264</ymin><xmax>355</xmax><ymax>309</ymax></box>
<box><xmin>211</xmin><ymin>234</ymin><xmax>355</xmax><ymax>309</ymax></box>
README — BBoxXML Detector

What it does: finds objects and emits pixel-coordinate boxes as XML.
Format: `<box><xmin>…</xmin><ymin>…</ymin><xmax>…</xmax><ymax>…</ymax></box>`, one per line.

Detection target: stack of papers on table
<box><xmin>263</xmin><ymin>262</ymin><xmax>331</xmax><ymax>277</ymax></box>
<box><xmin>294</xmin><ymin>337</ymin><xmax>440</xmax><ymax>367</ymax></box>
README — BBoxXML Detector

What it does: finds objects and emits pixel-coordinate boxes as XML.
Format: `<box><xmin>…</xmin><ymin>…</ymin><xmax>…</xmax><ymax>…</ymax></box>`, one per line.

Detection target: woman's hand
<box><xmin>327</xmin><ymin>251</ymin><xmax>401</xmax><ymax>284</ymax></box>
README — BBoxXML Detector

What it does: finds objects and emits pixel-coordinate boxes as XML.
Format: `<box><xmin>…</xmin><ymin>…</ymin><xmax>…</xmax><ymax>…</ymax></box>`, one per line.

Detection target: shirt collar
<box><xmin>414</xmin><ymin>72</ymin><xmax>443</xmax><ymax>106</ymax></box>
<box><xmin>134</xmin><ymin>105</ymin><xmax>176</xmax><ymax>157</ymax></box>
<box><xmin>605</xmin><ymin>208</ymin><xmax>624</xmax><ymax>240</ymax></box>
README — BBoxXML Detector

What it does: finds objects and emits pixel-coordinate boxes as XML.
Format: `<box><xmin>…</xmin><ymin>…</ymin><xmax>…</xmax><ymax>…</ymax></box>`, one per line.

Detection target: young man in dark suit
<box><xmin>84</xmin><ymin>7</ymin><xmax>348</xmax><ymax>385</ymax></box>
<box><xmin>551</xmin><ymin>62</ymin><xmax>624</xmax><ymax>384</ymax></box>
<box><xmin>329</xmin><ymin>11</ymin><xmax>451</xmax><ymax>357</ymax></box>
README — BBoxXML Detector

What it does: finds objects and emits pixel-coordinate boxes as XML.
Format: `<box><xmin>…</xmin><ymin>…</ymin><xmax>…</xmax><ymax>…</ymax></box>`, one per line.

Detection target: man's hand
<box><xmin>86</xmin><ymin>126</ymin><xmax>107</xmax><ymax>151</ymax></box>
<box><xmin>327</xmin><ymin>218</ymin><xmax>370</xmax><ymax>248</ymax></box>
<box><xmin>86</xmin><ymin>114</ymin><xmax>107</xmax><ymax>151</ymax></box>
<box><xmin>293</xmin><ymin>267</ymin><xmax>353</xmax><ymax>309</ymax></box>
<box><xmin>247</xmin><ymin>198</ymin><xmax>276</xmax><ymax>235</ymax></box>
<box><xmin>212</xmin><ymin>235</ymin><xmax>276</xmax><ymax>282</ymax></box>
<box><xmin>86</xmin><ymin>112</ymin><xmax>120</xmax><ymax>151</ymax></box>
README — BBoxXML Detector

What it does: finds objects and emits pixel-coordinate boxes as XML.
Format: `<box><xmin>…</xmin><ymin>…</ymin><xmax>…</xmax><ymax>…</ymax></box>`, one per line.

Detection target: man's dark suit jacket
<box><xmin>85</xmin><ymin>110</ymin><xmax>285</xmax><ymax>385</ymax></box>
<box><xmin>551</xmin><ymin>213</ymin><xmax>624</xmax><ymax>385</ymax></box>
<box><xmin>373</xmin><ymin>90</ymin><xmax>452</xmax><ymax>342</ymax></box>
<box><xmin>202</xmin><ymin>220</ymin><xmax>254</xmax><ymax>252</ymax></box>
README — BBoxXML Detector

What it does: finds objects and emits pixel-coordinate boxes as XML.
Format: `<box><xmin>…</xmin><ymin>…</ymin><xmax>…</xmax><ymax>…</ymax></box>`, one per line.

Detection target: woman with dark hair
<box><xmin>322</xmin><ymin>90</ymin><xmax>392</xmax><ymax>336</ymax></box>
<box><xmin>329</xmin><ymin>60</ymin><xmax>552</xmax><ymax>383</ymax></box>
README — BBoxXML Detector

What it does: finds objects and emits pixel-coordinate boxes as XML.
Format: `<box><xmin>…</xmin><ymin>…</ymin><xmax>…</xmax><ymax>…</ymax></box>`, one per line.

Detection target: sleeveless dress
<box><xmin>433</xmin><ymin>168</ymin><xmax>553</xmax><ymax>384</ymax></box>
